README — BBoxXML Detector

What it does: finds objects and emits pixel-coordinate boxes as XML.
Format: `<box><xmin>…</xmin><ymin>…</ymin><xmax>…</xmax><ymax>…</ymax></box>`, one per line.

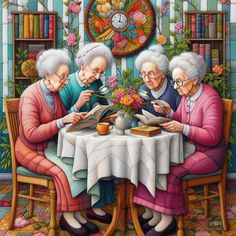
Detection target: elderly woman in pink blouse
<box><xmin>134</xmin><ymin>52</ymin><xmax>226</xmax><ymax>236</ymax></box>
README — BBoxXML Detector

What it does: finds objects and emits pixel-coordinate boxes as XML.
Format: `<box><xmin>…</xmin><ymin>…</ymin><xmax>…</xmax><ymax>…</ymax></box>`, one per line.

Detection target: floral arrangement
<box><xmin>86</xmin><ymin>0</ymin><xmax>155</xmax><ymax>56</ymax></box>
<box><xmin>204</xmin><ymin>64</ymin><xmax>231</xmax><ymax>98</ymax></box>
<box><xmin>106</xmin><ymin>69</ymin><xmax>144</xmax><ymax>116</ymax></box>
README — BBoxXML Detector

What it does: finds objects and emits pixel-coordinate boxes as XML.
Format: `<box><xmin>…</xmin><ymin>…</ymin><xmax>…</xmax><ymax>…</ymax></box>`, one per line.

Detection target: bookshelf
<box><xmin>12</xmin><ymin>11</ymin><xmax>57</xmax><ymax>97</ymax></box>
<box><xmin>185</xmin><ymin>11</ymin><xmax>226</xmax><ymax>72</ymax></box>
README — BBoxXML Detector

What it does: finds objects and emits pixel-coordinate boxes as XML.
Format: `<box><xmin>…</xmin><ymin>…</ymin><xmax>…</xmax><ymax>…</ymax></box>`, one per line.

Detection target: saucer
<box><xmin>97</xmin><ymin>131</ymin><xmax>110</xmax><ymax>135</ymax></box>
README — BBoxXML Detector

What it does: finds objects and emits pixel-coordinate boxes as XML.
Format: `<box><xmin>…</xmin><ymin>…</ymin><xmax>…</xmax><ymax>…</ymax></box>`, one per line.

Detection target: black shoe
<box><xmin>146</xmin><ymin>218</ymin><xmax>177</xmax><ymax>236</ymax></box>
<box><xmin>139</xmin><ymin>215</ymin><xmax>152</xmax><ymax>225</ymax></box>
<box><xmin>142</xmin><ymin>222</ymin><xmax>155</xmax><ymax>234</ymax></box>
<box><xmin>80</xmin><ymin>221</ymin><xmax>100</xmax><ymax>234</ymax></box>
<box><xmin>59</xmin><ymin>215</ymin><xmax>88</xmax><ymax>236</ymax></box>
<box><xmin>86</xmin><ymin>209</ymin><xmax>112</xmax><ymax>224</ymax></box>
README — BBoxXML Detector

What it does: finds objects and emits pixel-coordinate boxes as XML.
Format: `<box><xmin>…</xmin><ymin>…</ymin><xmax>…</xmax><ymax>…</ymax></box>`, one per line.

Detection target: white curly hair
<box><xmin>169</xmin><ymin>52</ymin><xmax>207</xmax><ymax>82</ymax></box>
<box><xmin>135</xmin><ymin>44</ymin><xmax>169</xmax><ymax>73</ymax></box>
<box><xmin>75</xmin><ymin>42</ymin><xmax>113</xmax><ymax>68</ymax></box>
<box><xmin>36</xmin><ymin>49</ymin><xmax>71</xmax><ymax>78</ymax></box>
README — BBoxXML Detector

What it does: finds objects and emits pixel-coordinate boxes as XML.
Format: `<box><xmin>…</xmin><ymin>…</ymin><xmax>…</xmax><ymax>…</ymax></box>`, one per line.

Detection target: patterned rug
<box><xmin>0</xmin><ymin>180</ymin><xmax>236</xmax><ymax>236</ymax></box>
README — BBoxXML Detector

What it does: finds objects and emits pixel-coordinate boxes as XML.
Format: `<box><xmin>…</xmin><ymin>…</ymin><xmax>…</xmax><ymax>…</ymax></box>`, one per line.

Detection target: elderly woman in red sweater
<box><xmin>134</xmin><ymin>52</ymin><xmax>226</xmax><ymax>236</ymax></box>
<box><xmin>15</xmin><ymin>49</ymin><xmax>105</xmax><ymax>236</ymax></box>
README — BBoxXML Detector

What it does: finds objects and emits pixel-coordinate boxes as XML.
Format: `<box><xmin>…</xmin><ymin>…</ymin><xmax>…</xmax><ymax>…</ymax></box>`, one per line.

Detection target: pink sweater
<box><xmin>173</xmin><ymin>83</ymin><xmax>224</xmax><ymax>155</ymax></box>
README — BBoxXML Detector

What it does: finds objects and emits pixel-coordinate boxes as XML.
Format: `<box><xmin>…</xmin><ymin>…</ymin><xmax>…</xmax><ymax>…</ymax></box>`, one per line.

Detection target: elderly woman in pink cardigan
<box><xmin>134</xmin><ymin>52</ymin><xmax>225</xmax><ymax>236</ymax></box>
<box><xmin>15</xmin><ymin>49</ymin><xmax>109</xmax><ymax>236</ymax></box>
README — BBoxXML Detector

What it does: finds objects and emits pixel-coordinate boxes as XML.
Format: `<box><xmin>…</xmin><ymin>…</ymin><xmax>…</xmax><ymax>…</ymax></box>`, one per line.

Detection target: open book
<box><xmin>135</xmin><ymin>109</ymin><xmax>171</xmax><ymax>126</ymax></box>
<box><xmin>67</xmin><ymin>103</ymin><xmax>114</xmax><ymax>132</ymax></box>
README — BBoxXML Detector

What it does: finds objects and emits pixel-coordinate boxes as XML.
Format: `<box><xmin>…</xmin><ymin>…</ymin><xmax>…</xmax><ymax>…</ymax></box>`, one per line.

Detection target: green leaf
<box><xmin>229</xmin><ymin>135</ymin><xmax>234</xmax><ymax>144</ymax></box>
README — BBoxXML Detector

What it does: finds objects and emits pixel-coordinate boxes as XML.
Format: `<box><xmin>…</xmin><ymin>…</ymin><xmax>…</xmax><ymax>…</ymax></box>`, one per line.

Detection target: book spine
<box><xmin>192</xmin><ymin>43</ymin><xmax>199</xmax><ymax>54</ymax></box>
<box><xmin>19</xmin><ymin>14</ymin><xmax>24</xmax><ymax>38</ymax></box>
<box><xmin>44</xmin><ymin>14</ymin><xmax>49</xmax><ymax>38</ymax></box>
<box><xmin>191</xmin><ymin>14</ymin><xmax>196</xmax><ymax>38</ymax></box>
<box><xmin>39</xmin><ymin>14</ymin><xmax>44</xmax><ymax>39</ymax></box>
<box><xmin>209</xmin><ymin>14</ymin><xmax>213</xmax><ymax>23</ymax></box>
<box><xmin>201</xmin><ymin>14</ymin><xmax>205</xmax><ymax>38</ymax></box>
<box><xmin>187</xmin><ymin>14</ymin><xmax>192</xmax><ymax>32</ymax></box>
<box><xmin>209</xmin><ymin>22</ymin><xmax>216</xmax><ymax>38</ymax></box>
<box><xmin>204</xmin><ymin>14</ymin><xmax>209</xmax><ymax>38</ymax></box>
<box><xmin>217</xmin><ymin>13</ymin><xmax>223</xmax><ymax>39</ymax></box>
<box><xmin>33</xmin><ymin>15</ymin><xmax>40</xmax><ymax>39</ymax></box>
<box><xmin>205</xmin><ymin>44</ymin><xmax>211</xmax><ymax>71</ymax></box>
<box><xmin>29</xmin><ymin>14</ymin><xmax>34</xmax><ymax>39</ymax></box>
<box><xmin>14</xmin><ymin>15</ymin><xmax>19</xmax><ymax>38</ymax></box>
<box><xmin>199</xmin><ymin>44</ymin><xmax>205</xmax><ymax>61</ymax></box>
<box><xmin>49</xmin><ymin>15</ymin><xmax>54</xmax><ymax>39</ymax></box>
<box><xmin>211</xmin><ymin>49</ymin><xmax>220</xmax><ymax>67</ymax></box>
<box><xmin>23</xmin><ymin>14</ymin><xmax>30</xmax><ymax>38</ymax></box>
<box><xmin>196</xmin><ymin>14</ymin><xmax>201</xmax><ymax>39</ymax></box>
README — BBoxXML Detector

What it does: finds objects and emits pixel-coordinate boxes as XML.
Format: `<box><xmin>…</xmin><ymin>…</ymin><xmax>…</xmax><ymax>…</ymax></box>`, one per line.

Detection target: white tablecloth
<box><xmin>56</xmin><ymin>127</ymin><xmax>194</xmax><ymax>204</ymax></box>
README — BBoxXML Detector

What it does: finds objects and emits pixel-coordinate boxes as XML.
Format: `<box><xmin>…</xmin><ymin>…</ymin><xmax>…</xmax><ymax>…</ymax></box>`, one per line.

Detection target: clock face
<box><xmin>110</xmin><ymin>11</ymin><xmax>129</xmax><ymax>31</ymax></box>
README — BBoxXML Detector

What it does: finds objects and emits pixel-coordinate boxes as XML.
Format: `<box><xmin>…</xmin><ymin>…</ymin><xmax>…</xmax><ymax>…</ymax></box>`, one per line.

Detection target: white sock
<box><xmin>74</xmin><ymin>211</ymin><xmax>87</xmax><ymax>224</ymax></box>
<box><xmin>142</xmin><ymin>207</ymin><xmax>153</xmax><ymax>219</ymax></box>
<box><xmin>148</xmin><ymin>211</ymin><xmax>161</xmax><ymax>226</ymax></box>
<box><xmin>63</xmin><ymin>212</ymin><xmax>81</xmax><ymax>228</ymax></box>
<box><xmin>92</xmin><ymin>208</ymin><xmax>106</xmax><ymax>216</ymax></box>
<box><xmin>154</xmin><ymin>213</ymin><xmax>173</xmax><ymax>232</ymax></box>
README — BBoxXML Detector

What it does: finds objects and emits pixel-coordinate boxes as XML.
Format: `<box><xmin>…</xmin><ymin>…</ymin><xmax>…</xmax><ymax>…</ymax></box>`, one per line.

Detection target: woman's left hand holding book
<box><xmin>62</xmin><ymin>112</ymin><xmax>87</xmax><ymax>124</ymax></box>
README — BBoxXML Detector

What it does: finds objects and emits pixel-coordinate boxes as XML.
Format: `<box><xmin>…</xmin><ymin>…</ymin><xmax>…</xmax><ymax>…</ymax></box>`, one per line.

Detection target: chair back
<box><xmin>4</xmin><ymin>98</ymin><xmax>20</xmax><ymax>176</ymax></box>
<box><xmin>222</xmin><ymin>99</ymin><xmax>233</xmax><ymax>147</ymax></box>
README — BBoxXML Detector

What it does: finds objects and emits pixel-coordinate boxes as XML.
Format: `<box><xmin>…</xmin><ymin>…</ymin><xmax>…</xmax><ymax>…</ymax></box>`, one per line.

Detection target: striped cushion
<box><xmin>17</xmin><ymin>166</ymin><xmax>51</xmax><ymax>180</ymax></box>
<box><xmin>183</xmin><ymin>169</ymin><xmax>222</xmax><ymax>180</ymax></box>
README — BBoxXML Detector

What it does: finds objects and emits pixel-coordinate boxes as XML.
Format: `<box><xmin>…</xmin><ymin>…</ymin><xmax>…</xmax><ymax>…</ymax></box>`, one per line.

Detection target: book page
<box><xmin>142</xmin><ymin>109</ymin><xmax>171</xmax><ymax>125</ymax></box>
<box><xmin>135</xmin><ymin>114</ymin><xmax>148</xmax><ymax>124</ymax></box>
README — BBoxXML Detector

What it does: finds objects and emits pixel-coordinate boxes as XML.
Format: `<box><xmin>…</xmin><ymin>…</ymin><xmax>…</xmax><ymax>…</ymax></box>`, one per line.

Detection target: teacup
<box><xmin>96</xmin><ymin>122</ymin><xmax>111</xmax><ymax>135</ymax></box>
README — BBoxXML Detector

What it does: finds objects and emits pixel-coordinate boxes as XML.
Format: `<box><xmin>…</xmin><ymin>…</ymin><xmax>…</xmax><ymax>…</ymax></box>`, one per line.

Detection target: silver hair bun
<box><xmin>149</xmin><ymin>44</ymin><xmax>165</xmax><ymax>55</ymax></box>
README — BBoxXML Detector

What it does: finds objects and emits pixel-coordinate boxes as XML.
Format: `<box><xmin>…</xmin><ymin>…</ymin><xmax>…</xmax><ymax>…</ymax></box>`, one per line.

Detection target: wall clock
<box><xmin>84</xmin><ymin>0</ymin><xmax>156</xmax><ymax>57</ymax></box>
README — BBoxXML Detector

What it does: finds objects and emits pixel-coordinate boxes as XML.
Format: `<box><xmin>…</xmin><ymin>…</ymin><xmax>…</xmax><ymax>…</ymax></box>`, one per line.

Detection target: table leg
<box><xmin>119</xmin><ymin>179</ymin><xmax>127</xmax><ymax>232</ymax></box>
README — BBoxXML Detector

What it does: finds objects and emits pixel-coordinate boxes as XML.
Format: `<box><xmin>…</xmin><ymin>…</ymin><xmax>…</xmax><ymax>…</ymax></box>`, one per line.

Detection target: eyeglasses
<box><xmin>55</xmin><ymin>73</ymin><xmax>70</xmax><ymax>82</ymax></box>
<box><xmin>170</xmin><ymin>78</ymin><xmax>192</xmax><ymax>87</ymax></box>
<box><xmin>140</xmin><ymin>71</ymin><xmax>162</xmax><ymax>80</ymax></box>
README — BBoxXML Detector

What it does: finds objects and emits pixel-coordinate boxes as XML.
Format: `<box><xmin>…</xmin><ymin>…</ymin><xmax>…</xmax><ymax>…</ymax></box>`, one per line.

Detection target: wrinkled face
<box><xmin>172</xmin><ymin>67</ymin><xmax>198</xmax><ymax>96</ymax></box>
<box><xmin>47</xmin><ymin>64</ymin><xmax>70</xmax><ymax>91</ymax></box>
<box><xmin>141</xmin><ymin>61</ymin><xmax>165</xmax><ymax>91</ymax></box>
<box><xmin>80</xmin><ymin>56</ymin><xmax>107</xmax><ymax>85</ymax></box>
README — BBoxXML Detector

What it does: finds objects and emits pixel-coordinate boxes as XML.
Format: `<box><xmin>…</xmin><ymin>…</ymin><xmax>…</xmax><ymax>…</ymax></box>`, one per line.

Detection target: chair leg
<box><xmin>128</xmin><ymin>183</ymin><xmax>144</xmax><ymax>236</ymax></box>
<box><xmin>204</xmin><ymin>185</ymin><xmax>209</xmax><ymax>218</ymax></box>
<box><xmin>177</xmin><ymin>215</ymin><xmax>184</xmax><ymax>236</ymax></box>
<box><xmin>9</xmin><ymin>180</ymin><xmax>19</xmax><ymax>229</ymax></box>
<box><xmin>218</xmin><ymin>182</ymin><xmax>228</xmax><ymax>231</ymax></box>
<box><xmin>48</xmin><ymin>187</ymin><xmax>57</xmax><ymax>236</ymax></box>
<box><xmin>29</xmin><ymin>184</ymin><xmax>34</xmax><ymax>217</ymax></box>
<box><xmin>104</xmin><ymin>184</ymin><xmax>122</xmax><ymax>236</ymax></box>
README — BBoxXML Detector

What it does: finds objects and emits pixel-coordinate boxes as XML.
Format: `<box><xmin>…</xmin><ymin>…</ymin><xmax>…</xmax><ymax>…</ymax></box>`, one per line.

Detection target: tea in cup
<box><xmin>96</xmin><ymin>122</ymin><xmax>111</xmax><ymax>135</ymax></box>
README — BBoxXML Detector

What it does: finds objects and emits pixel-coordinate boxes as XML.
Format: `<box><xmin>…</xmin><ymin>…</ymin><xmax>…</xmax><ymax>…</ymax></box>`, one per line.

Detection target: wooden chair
<box><xmin>5</xmin><ymin>98</ymin><xmax>122</xmax><ymax>236</ymax></box>
<box><xmin>5</xmin><ymin>98</ymin><xmax>57</xmax><ymax>236</ymax></box>
<box><xmin>177</xmin><ymin>98</ymin><xmax>234</xmax><ymax>236</ymax></box>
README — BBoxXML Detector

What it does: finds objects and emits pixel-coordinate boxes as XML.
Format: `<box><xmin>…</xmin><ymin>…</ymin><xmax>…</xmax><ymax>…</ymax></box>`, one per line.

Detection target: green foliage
<box><xmin>15</xmin><ymin>48</ymin><xmax>28</xmax><ymax>77</ymax></box>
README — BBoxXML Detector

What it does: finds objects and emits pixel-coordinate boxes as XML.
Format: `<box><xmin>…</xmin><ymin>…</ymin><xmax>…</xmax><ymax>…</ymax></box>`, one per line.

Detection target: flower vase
<box><xmin>115</xmin><ymin>111</ymin><xmax>126</xmax><ymax>135</ymax></box>
<box><xmin>124</xmin><ymin>112</ymin><xmax>138</xmax><ymax>129</ymax></box>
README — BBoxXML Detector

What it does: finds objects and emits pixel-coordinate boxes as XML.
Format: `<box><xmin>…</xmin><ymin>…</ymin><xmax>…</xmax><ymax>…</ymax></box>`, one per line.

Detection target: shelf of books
<box><xmin>185</xmin><ymin>11</ymin><xmax>226</xmax><ymax>72</ymax></box>
<box><xmin>12</xmin><ymin>11</ymin><xmax>57</xmax><ymax>97</ymax></box>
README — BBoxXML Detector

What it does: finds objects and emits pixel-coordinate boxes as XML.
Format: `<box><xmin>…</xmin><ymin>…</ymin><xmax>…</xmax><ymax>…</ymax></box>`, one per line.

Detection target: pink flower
<box><xmin>8</xmin><ymin>15</ymin><xmax>13</xmax><ymax>23</ymax></box>
<box><xmin>139</xmin><ymin>35</ymin><xmax>147</xmax><ymax>44</ymax></box>
<box><xmin>67</xmin><ymin>33</ymin><xmax>77</xmax><ymax>46</ymax></box>
<box><xmin>160</xmin><ymin>5</ymin><xmax>167</xmax><ymax>15</ymax></box>
<box><xmin>117</xmin><ymin>39</ymin><xmax>128</xmax><ymax>48</ymax></box>
<box><xmin>68</xmin><ymin>2</ymin><xmax>81</xmax><ymax>14</ymax></box>
<box><xmin>113</xmin><ymin>33</ymin><xmax>126</xmax><ymax>43</ymax></box>
<box><xmin>110</xmin><ymin>82</ymin><xmax>117</xmax><ymax>88</ymax></box>
<box><xmin>132</xmin><ymin>11</ymin><xmax>146</xmax><ymax>24</ymax></box>
<box><xmin>175</xmin><ymin>21</ymin><xmax>183</xmax><ymax>34</ymax></box>
<box><xmin>108</xmin><ymin>75</ymin><xmax>117</xmax><ymax>88</ymax></box>
<box><xmin>14</xmin><ymin>216</ymin><xmax>30</xmax><ymax>228</ymax></box>
<box><xmin>165</xmin><ymin>0</ymin><xmax>170</xmax><ymax>5</ymax></box>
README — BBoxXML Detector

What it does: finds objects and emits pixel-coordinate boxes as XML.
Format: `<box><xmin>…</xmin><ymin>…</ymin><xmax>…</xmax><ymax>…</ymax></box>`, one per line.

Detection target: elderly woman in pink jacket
<box><xmin>134</xmin><ymin>52</ymin><xmax>226</xmax><ymax>236</ymax></box>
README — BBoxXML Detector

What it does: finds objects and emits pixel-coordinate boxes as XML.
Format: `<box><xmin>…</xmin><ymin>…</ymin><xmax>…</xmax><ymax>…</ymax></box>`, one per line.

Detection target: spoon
<box><xmin>138</xmin><ymin>89</ymin><xmax>167</xmax><ymax>113</ymax></box>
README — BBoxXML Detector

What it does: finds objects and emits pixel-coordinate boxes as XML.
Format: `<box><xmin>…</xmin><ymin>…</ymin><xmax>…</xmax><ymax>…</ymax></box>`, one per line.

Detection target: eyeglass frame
<box><xmin>170</xmin><ymin>78</ymin><xmax>192</xmax><ymax>87</ymax></box>
<box><xmin>55</xmin><ymin>73</ymin><xmax>70</xmax><ymax>82</ymax></box>
<box><xmin>140</xmin><ymin>71</ymin><xmax>163</xmax><ymax>80</ymax></box>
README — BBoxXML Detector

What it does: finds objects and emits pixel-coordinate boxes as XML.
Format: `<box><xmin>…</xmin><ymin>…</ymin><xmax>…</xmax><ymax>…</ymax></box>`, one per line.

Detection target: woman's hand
<box><xmin>76</xmin><ymin>90</ymin><xmax>94</xmax><ymax>110</ymax></box>
<box><xmin>159</xmin><ymin>121</ymin><xmax>184</xmax><ymax>133</ymax></box>
<box><xmin>62</xmin><ymin>112</ymin><xmax>87</xmax><ymax>124</ymax></box>
<box><xmin>101</xmin><ymin>113</ymin><xmax>117</xmax><ymax>123</ymax></box>
<box><xmin>151</xmin><ymin>100</ymin><xmax>171</xmax><ymax>116</ymax></box>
